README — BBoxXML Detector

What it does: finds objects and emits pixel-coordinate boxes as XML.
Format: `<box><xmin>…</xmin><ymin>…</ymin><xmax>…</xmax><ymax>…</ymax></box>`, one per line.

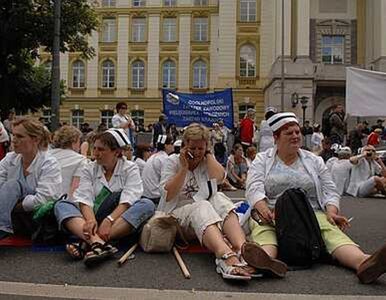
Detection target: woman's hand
<box><xmin>83</xmin><ymin>219</ymin><xmax>97</xmax><ymax>239</ymax></box>
<box><xmin>252</xmin><ymin>201</ymin><xmax>274</xmax><ymax>225</ymax></box>
<box><xmin>179</xmin><ymin>147</ymin><xmax>191</xmax><ymax>170</ymax></box>
<box><xmin>97</xmin><ymin>219</ymin><xmax>112</xmax><ymax>241</ymax></box>
<box><xmin>326</xmin><ymin>211</ymin><xmax>350</xmax><ymax>231</ymax></box>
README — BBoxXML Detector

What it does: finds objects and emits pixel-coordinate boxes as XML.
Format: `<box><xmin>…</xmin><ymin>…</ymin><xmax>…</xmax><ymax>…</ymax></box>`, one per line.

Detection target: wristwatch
<box><xmin>106</xmin><ymin>215</ymin><xmax>115</xmax><ymax>223</ymax></box>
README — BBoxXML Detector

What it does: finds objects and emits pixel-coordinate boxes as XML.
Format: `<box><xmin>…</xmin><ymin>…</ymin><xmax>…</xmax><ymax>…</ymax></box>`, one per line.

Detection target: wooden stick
<box><xmin>118</xmin><ymin>243</ymin><xmax>138</xmax><ymax>266</ymax></box>
<box><xmin>173</xmin><ymin>246</ymin><xmax>191</xmax><ymax>279</ymax></box>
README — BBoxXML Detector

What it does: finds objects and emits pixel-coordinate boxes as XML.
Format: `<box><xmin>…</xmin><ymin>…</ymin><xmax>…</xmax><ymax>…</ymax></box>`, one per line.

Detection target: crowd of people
<box><xmin>0</xmin><ymin>103</ymin><xmax>386</xmax><ymax>284</ymax></box>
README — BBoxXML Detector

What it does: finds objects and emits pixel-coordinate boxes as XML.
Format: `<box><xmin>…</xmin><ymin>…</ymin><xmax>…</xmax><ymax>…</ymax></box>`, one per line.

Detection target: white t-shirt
<box><xmin>329</xmin><ymin>159</ymin><xmax>352</xmax><ymax>196</ymax></box>
<box><xmin>112</xmin><ymin>114</ymin><xmax>134</xmax><ymax>140</ymax></box>
<box><xmin>346</xmin><ymin>158</ymin><xmax>382</xmax><ymax>196</ymax></box>
<box><xmin>311</xmin><ymin>132</ymin><xmax>324</xmax><ymax>152</ymax></box>
<box><xmin>142</xmin><ymin>151</ymin><xmax>168</xmax><ymax>199</ymax></box>
<box><xmin>135</xmin><ymin>157</ymin><xmax>146</xmax><ymax>176</ymax></box>
<box><xmin>73</xmin><ymin>157</ymin><xmax>143</xmax><ymax>207</ymax></box>
<box><xmin>49</xmin><ymin>148</ymin><xmax>88</xmax><ymax>195</ymax></box>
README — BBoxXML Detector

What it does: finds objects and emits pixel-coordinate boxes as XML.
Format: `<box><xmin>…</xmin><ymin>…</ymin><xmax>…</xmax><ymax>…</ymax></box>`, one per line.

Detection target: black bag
<box><xmin>275</xmin><ymin>188</ymin><xmax>330</xmax><ymax>268</ymax></box>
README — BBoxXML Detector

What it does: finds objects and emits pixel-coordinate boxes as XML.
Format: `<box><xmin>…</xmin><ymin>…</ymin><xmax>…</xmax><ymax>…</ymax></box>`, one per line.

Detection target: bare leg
<box><xmin>332</xmin><ymin>245</ymin><xmax>369</xmax><ymax>270</ymax></box>
<box><xmin>222</xmin><ymin>212</ymin><xmax>246</xmax><ymax>252</ymax></box>
<box><xmin>261</xmin><ymin>245</ymin><xmax>278</xmax><ymax>258</ymax></box>
<box><xmin>202</xmin><ymin>224</ymin><xmax>250</xmax><ymax>276</ymax></box>
<box><xmin>109</xmin><ymin>217</ymin><xmax>134</xmax><ymax>240</ymax></box>
<box><xmin>63</xmin><ymin>217</ymin><xmax>104</xmax><ymax>245</ymax></box>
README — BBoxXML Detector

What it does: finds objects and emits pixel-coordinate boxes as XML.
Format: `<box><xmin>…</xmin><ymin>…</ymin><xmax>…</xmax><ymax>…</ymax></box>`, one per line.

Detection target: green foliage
<box><xmin>0</xmin><ymin>0</ymin><xmax>98</xmax><ymax>113</ymax></box>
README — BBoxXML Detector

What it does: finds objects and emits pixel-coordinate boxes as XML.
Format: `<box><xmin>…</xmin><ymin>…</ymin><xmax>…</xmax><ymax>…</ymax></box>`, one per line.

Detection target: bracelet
<box><xmin>106</xmin><ymin>215</ymin><xmax>115</xmax><ymax>223</ymax></box>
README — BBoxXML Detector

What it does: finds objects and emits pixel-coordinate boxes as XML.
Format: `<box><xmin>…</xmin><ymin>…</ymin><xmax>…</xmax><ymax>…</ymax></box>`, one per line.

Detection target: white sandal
<box><xmin>215</xmin><ymin>252</ymin><xmax>251</xmax><ymax>281</ymax></box>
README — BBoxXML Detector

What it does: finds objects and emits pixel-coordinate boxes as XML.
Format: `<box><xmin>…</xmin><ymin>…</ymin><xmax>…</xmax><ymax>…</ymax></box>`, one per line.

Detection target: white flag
<box><xmin>346</xmin><ymin>67</ymin><xmax>386</xmax><ymax>117</ymax></box>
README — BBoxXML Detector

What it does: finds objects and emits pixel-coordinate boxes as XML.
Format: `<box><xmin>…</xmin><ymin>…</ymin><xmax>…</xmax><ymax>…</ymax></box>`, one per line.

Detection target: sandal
<box><xmin>84</xmin><ymin>242</ymin><xmax>118</xmax><ymax>267</ymax></box>
<box><xmin>215</xmin><ymin>252</ymin><xmax>251</xmax><ymax>281</ymax></box>
<box><xmin>66</xmin><ymin>241</ymin><xmax>88</xmax><ymax>260</ymax></box>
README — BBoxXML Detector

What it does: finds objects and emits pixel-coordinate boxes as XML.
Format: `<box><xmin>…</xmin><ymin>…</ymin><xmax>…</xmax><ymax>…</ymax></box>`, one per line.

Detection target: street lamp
<box><xmin>300</xmin><ymin>96</ymin><xmax>309</xmax><ymax>127</ymax></box>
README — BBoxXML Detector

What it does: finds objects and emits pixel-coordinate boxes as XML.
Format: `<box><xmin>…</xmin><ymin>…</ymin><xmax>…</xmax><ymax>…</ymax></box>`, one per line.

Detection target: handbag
<box><xmin>139</xmin><ymin>211</ymin><xmax>184</xmax><ymax>253</ymax></box>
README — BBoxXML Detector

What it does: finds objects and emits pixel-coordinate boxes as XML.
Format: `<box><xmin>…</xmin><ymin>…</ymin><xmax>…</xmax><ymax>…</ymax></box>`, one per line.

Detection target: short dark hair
<box><xmin>116</xmin><ymin>102</ymin><xmax>127</xmax><ymax>111</ymax></box>
<box><xmin>95</xmin><ymin>131</ymin><xmax>120</xmax><ymax>152</ymax></box>
<box><xmin>157</xmin><ymin>134</ymin><xmax>173</xmax><ymax>151</ymax></box>
<box><xmin>135</xmin><ymin>143</ymin><xmax>152</xmax><ymax>159</ymax></box>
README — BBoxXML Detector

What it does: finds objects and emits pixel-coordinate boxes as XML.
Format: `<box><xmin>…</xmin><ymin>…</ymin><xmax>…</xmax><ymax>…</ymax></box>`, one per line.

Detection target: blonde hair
<box><xmin>53</xmin><ymin>125</ymin><xmax>81</xmax><ymax>149</ymax></box>
<box><xmin>182</xmin><ymin>123</ymin><xmax>210</xmax><ymax>143</ymax></box>
<box><xmin>12</xmin><ymin>117</ymin><xmax>51</xmax><ymax>150</ymax></box>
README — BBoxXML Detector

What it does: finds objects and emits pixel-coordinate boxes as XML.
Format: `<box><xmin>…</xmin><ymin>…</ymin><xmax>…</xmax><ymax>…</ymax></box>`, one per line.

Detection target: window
<box><xmin>132</xmin><ymin>18</ymin><xmax>146</xmax><ymax>42</ymax></box>
<box><xmin>193</xmin><ymin>18</ymin><xmax>208</xmax><ymax>42</ymax></box>
<box><xmin>321</xmin><ymin>35</ymin><xmax>344</xmax><ymax>64</ymax></box>
<box><xmin>164</xmin><ymin>0</ymin><xmax>176</xmax><ymax>6</ymax></box>
<box><xmin>42</xmin><ymin>109</ymin><xmax>52</xmax><ymax>126</ymax></box>
<box><xmin>101</xmin><ymin>110</ymin><xmax>114</xmax><ymax>128</ymax></box>
<box><xmin>102</xmin><ymin>60</ymin><xmax>115</xmax><ymax>88</ymax></box>
<box><xmin>131</xmin><ymin>110</ymin><xmax>145</xmax><ymax>126</ymax></box>
<box><xmin>238</xmin><ymin>104</ymin><xmax>254</xmax><ymax>120</ymax></box>
<box><xmin>72</xmin><ymin>60</ymin><xmax>85</xmax><ymax>88</ymax></box>
<box><xmin>71</xmin><ymin>110</ymin><xmax>84</xmax><ymax>128</ymax></box>
<box><xmin>193</xmin><ymin>60</ymin><xmax>207</xmax><ymax>88</ymax></box>
<box><xmin>239</xmin><ymin>44</ymin><xmax>256</xmax><ymax>77</ymax></box>
<box><xmin>102</xmin><ymin>0</ymin><xmax>116</xmax><ymax>7</ymax></box>
<box><xmin>240</xmin><ymin>0</ymin><xmax>256</xmax><ymax>22</ymax></box>
<box><xmin>132</xmin><ymin>0</ymin><xmax>145</xmax><ymax>7</ymax></box>
<box><xmin>194</xmin><ymin>0</ymin><xmax>208</xmax><ymax>6</ymax></box>
<box><xmin>163</xmin><ymin>18</ymin><xmax>177</xmax><ymax>42</ymax></box>
<box><xmin>162</xmin><ymin>60</ymin><xmax>176</xmax><ymax>88</ymax></box>
<box><xmin>102</xmin><ymin>18</ymin><xmax>116</xmax><ymax>43</ymax></box>
<box><xmin>132</xmin><ymin>60</ymin><xmax>145</xmax><ymax>89</ymax></box>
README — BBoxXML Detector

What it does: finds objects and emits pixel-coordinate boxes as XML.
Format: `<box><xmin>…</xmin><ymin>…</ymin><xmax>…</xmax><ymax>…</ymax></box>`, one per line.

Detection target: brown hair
<box><xmin>12</xmin><ymin>117</ymin><xmax>51</xmax><ymax>150</ymax></box>
<box><xmin>53</xmin><ymin>125</ymin><xmax>81</xmax><ymax>149</ymax></box>
<box><xmin>94</xmin><ymin>131</ymin><xmax>120</xmax><ymax>151</ymax></box>
<box><xmin>135</xmin><ymin>143</ymin><xmax>152</xmax><ymax>160</ymax></box>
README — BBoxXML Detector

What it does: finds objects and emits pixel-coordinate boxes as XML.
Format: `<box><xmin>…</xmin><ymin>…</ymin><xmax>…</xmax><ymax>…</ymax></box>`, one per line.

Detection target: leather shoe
<box><xmin>357</xmin><ymin>243</ymin><xmax>386</xmax><ymax>284</ymax></box>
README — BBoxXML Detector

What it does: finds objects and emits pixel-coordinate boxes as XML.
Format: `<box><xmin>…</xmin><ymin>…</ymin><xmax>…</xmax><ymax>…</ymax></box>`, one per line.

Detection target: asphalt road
<box><xmin>0</xmin><ymin>194</ymin><xmax>386</xmax><ymax>297</ymax></box>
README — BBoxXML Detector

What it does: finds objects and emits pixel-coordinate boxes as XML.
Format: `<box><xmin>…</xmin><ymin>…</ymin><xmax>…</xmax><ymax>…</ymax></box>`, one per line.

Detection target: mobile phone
<box><xmin>187</xmin><ymin>151</ymin><xmax>194</xmax><ymax>160</ymax></box>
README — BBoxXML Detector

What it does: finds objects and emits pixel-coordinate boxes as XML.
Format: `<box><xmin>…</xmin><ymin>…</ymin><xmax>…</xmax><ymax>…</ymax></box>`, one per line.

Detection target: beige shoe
<box><xmin>357</xmin><ymin>244</ymin><xmax>386</xmax><ymax>284</ymax></box>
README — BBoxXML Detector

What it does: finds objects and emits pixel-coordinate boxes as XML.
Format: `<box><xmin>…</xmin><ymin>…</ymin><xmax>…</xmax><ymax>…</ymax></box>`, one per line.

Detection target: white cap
<box><xmin>267</xmin><ymin>112</ymin><xmax>299</xmax><ymax>132</ymax></box>
<box><xmin>265</xmin><ymin>106</ymin><xmax>277</xmax><ymax>113</ymax></box>
<box><xmin>106</xmin><ymin>129</ymin><xmax>131</xmax><ymax>148</ymax></box>
<box><xmin>173</xmin><ymin>140</ymin><xmax>182</xmax><ymax>147</ymax></box>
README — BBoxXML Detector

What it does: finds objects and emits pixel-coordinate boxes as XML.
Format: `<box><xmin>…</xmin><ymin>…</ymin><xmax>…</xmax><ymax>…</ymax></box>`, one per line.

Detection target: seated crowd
<box><xmin>0</xmin><ymin>115</ymin><xmax>386</xmax><ymax>284</ymax></box>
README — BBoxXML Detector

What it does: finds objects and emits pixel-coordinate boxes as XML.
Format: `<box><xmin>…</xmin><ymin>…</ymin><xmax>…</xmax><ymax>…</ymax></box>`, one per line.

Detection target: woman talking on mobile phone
<box><xmin>158</xmin><ymin>123</ymin><xmax>287</xmax><ymax>281</ymax></box>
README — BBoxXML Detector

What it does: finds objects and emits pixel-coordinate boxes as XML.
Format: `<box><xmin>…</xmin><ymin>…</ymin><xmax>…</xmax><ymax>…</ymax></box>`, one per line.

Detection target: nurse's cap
<box><xmin>267</xmin><ymin>112</ymin><xmax>299</xmax><ymax>132</ymax></box>
<box><xmin>157</xmin><ymin>134</ymin><xmax>167</xmax><ymax>144</ymax></box>
<box><xmin>106</xmin><ymin>128</ymin><xmax>131</xmax><ymax>148</ymax></box>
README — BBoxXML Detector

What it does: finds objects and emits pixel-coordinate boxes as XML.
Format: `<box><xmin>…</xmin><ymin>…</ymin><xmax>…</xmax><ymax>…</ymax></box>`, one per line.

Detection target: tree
<box><xmin>0</xmin><ymin>0</ymin><xmax>99</xmax><ymax>113</ymax></box>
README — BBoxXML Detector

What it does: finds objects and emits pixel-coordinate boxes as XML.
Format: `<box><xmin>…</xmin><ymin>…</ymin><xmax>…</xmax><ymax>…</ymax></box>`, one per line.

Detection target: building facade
<box><xmin>40</xmin><ymin>0</ymin><xmax>386</xmax><ymax>129</ymax></box>
<box><xmin>263</xmin><ymin>0</ymin><xmax>386</xmax><ymax>126</ymax></box>
<box><xmin>40</xmin><ymin>0</ymin><xmax>265</xmax><ymax>128</ymax></box>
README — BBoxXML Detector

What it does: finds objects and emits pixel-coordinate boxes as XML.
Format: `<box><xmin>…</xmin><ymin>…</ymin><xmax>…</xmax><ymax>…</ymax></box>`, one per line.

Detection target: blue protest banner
<box><xmin>162</xmin><ymin>88</ymin><xmax>234</xmax><ymax>129</ymax></box>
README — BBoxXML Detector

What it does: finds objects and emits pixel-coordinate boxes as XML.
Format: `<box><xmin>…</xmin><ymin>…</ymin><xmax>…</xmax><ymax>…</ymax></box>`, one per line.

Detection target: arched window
<box><xmin>102</xmin><ymin>60</ymin><xmax>115</xmax><ymax>88</ymax></box>
<box><xmin>72</xmin><ymin>60</ymin><xmax>85</xmax><ymax>88</ymax></box>
<box><xmin>132</xmin><ymin>60</ymin><xmax>145</xmax><ymax>89</ymax></box>
<box><xmin>193</xmin><ymin>60</ymin><xmax>207</xmax><ymax>88</ymax></box>
<box><xmin>240</xmin><ymin>44</ymin><xmax>256</xmax><ymax>77</ymax></box>
<box><xmin>162</xmin><ymin>60</ymin><xmax>176</xmax><ymax>88</ymax></box>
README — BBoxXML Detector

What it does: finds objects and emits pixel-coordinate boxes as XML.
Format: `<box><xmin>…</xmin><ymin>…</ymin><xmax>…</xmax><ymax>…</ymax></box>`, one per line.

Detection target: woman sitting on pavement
<box><xmin>245</xmin><ymin>145</ymin><xmax>257</xmax><ymax>168</ymax></box>
<box><xmin>246</xmin><ymin>112</ymin><xmax>386</xmax><ymax>284</ymax></box>
<box><xmin>80</xmin><ymin>131</ymin><xmax>96</xmax><ymax>160</ymax></box>
<box><xmin>55</xmin><ymin>129</ymin><xmax>155</xmax><ymax>266</ymax></box>
<box><xmin>0</xmin><ymin>117</ymin><xmax>62</xmax><ymax>240</ymax></box>
<box><xmin>226</xmin><ymin>143</ymin><xmax>248</xmax><ymax>190</ymax></box>
<box><xmin>158</xmin><ymin>123</ymin><xmax>287</xmax><ymax>281</ymax></box>
<box><xmin>141</xmin><ymin>135</ymin><xmax>174</xmax><ymax>204</ymax></box>
<box><xmin>346</xmin><ymin>145</ymin><xmax>386</xmax><ymax>197</ymax></box>
<box><xmin>326</xmin><ymin>146</ymin><xmax>353</xmax><ymax>196</ymax></box>
<box><xmin>49</xmin><ymin>125</ymin><xmax>88</xmax><ymax>197</ymax></box>
<box><xmin>134</xmin><ymin>143</ymin><xmax>152</xmax><ymax>176</ymax></box>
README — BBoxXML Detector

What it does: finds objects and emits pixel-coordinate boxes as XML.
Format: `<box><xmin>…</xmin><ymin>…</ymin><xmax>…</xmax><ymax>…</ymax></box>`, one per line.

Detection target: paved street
<box><xmin>0</xmin><ymin>194</ymin><xmax>386</xmax><ymax>299</ymax></box>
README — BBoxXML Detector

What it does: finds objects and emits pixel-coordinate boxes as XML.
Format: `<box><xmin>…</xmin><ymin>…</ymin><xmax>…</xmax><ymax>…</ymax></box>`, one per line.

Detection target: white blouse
<box><xmin>142</xmin><ymin>151</ymin><xmax>168</xmax><ymax>199</ymax></box>
<box><xmin>72</xmin><ymin>157</ymin><xmax>143</xmax><ymax>207</ymax></box>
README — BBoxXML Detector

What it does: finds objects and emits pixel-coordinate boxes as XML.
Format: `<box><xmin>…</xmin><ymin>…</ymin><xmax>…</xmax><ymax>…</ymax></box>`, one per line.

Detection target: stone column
<box><xmin>178</xmin><ymin>14</ymin><xmax>191</xmax><ymax>91</ymax></box>
<box><xmin>296</xmin><ymin>0</ymin><xmax>310</xmax><ymax>60</ymax></box>
<box><xmin>85</xmin><ymin>30</ymin><xmax>99</xmax><ymax>97</ymax></box>
<box><xmin>147</xmin><ymin>14</ymin><xmax>160</xmax><ymax>97</ymax></box>
<box><xmin>116</xmin><ymin>14</ymin><xmax>129</xmax><ymax>97</ymax></box>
